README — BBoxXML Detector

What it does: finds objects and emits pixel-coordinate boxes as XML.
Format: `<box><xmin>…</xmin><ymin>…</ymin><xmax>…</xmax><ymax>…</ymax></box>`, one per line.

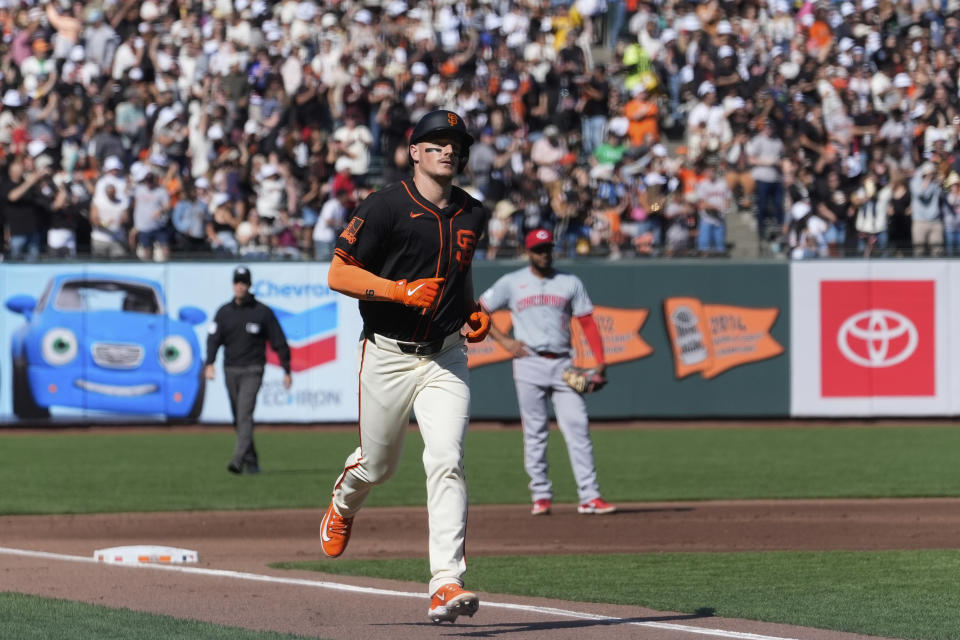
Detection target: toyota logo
<box><xmin>836</xmin><ymin>309</ymin><xmax>919</xmax><ymax>368</ymax></box>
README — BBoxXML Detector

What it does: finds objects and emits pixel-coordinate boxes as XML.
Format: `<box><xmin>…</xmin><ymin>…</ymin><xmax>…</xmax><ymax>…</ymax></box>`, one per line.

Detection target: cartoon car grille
<box><xmin>92</xmin><ymin>343</ymin><xmax>144</xmax><ymax>368</ymax></box>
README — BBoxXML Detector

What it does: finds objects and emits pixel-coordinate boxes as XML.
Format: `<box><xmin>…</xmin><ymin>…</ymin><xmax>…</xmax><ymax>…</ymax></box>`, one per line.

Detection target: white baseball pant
<box><xmin>331</xmin><ymin>331</ymin><xmax>471</xmax><ymax>595</ymax></box>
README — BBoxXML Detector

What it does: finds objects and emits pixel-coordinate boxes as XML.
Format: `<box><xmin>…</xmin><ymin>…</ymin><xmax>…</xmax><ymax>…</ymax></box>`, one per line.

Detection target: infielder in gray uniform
<box><xmin>479</xmin><ymin>228</ymin><xmax>616</xmax><ymax>516</ymax></box>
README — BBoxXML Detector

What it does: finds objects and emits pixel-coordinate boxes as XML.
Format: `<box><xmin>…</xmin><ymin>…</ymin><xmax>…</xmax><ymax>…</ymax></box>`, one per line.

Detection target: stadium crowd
<box><xmin>1</xmin><ymin>0</ymin><xmax>959</xmax><ymax>262</ymax></box>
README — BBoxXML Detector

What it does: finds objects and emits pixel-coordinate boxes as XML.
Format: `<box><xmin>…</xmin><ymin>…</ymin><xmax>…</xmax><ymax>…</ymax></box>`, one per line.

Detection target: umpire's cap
<box><xmin>233</xmin><ymin>266</ymin><xmax>252</xmax><ymax>284</ymax></box>
<box><xmin>409</xmin><ymin>110</ymin><xmax>473</xmax><ymax>172</ymax></box>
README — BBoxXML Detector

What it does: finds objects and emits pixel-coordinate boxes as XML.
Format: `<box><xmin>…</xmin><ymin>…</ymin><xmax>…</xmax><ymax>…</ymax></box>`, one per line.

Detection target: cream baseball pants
<box><xmin>331</xmin><ymin>332</ymin><xmax>470</xmax><ymax>594</ymax></box>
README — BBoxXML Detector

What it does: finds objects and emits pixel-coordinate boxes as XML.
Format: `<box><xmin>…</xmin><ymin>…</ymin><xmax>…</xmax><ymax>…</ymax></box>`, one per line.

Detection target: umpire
<box><xmin>205</xmin><ymin>266</ymin><xmax>292</xmax><ymax>474</ymax></box>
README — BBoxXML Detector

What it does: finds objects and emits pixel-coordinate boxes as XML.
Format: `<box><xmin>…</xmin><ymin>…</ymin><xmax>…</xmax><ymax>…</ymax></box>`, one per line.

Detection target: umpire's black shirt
<box><xmin>206</xmin><ymin>293</ymin><xmax>292</xmax><ymax>373</ymax></box>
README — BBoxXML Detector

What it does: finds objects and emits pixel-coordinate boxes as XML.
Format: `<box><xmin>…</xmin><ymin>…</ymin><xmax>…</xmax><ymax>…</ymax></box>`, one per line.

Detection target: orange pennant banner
<box><xmin>663</xmin><ymin>297</ymin><xmax>783</xmax><ymax>379</ymax></box>
<box><xmin>571</xmin><ymin>306</ymin><xmax>653</xmax><ymax>368</ymax></box>
<box><xmin>467</xmin><ymin>306</ymin><xmax>653</xmax><ymax>369</ymax></box>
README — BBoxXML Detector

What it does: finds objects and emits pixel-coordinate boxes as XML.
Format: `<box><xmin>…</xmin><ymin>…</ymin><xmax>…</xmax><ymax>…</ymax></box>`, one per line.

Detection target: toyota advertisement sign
<box><xmin>790</xmin><ymin>262</ymin><xmax>953</xmax><ymax>416</ymax></box>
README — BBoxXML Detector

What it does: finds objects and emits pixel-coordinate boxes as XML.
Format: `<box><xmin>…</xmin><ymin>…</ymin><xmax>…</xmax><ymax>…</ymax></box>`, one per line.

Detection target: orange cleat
<box><xmin>428</xmin><ymin>583</ymin><xmax>479</xmax><ymax>623</ymax></box>
<box><xmin>320</xmin><ymin>502</ymin><xmax>354</xmax><ymax>558</ymax></box>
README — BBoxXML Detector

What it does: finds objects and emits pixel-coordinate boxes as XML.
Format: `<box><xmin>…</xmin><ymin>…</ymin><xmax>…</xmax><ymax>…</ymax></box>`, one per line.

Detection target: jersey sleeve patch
<box><xmin>339</xmin><ymin>216</ymin><xmax>365</xmax><ymax>245</ymax></box>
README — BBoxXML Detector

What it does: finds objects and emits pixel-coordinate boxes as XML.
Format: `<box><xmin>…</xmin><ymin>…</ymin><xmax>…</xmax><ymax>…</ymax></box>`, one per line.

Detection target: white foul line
<box><xmin>0</xmin><ymin>546</ymin><xmax>799</xmax><ymax>640</ymax></box>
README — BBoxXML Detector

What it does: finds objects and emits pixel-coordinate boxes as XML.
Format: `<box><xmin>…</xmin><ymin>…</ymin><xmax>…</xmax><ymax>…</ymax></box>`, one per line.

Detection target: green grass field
<box><xmin>276</xmin><ymin>550</ymin><xmax>960</xmax><ymax>640</ymax></box>
<box><xmin>3</xmin><ymin>425</ymin><xmax>960</xmax><ymax>513</ymax></box>
<box><xmin>2</xmin><ymin>424</ymin><xmax>959</xmax><ymax>639</ymax></box>
<box><xmin>0</xmin><ymin>592</ymin><xmax>313</xmax><ymax>640</ymax></box>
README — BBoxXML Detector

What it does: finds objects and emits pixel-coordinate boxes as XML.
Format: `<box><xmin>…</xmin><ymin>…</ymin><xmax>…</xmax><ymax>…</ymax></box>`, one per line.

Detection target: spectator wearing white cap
<box><xmin>348</xmin><ymin>8</ymin><xmax>377</xmax><ymax>51</ymax></box>
<box><xmin>81</xmin><ymin>8</ymin><xmax>116</xmax><ymax>73</ymax></box>
<box><xmin>90</xmin><ymin>159</ymin><xmax>132</xmax><ymax>258</ymax></box>
<box><xmin>694</xmin><ymin>157</ymin><xmax>732</xmax><ymax>254</ymax></box>
<box><xmin>523</xmin><ymin>28</ymin><xmax>557</xmax><ymax>85</ymax></box>
<box><xmin>651</xmin><ymin>27</ymin><xmax>684</xmax><ymax>126</ymax></box>
<box><xmin>531</xmin><ymin>125</ymin><xmax>568</xmax><ymax>205</ymax></box>
<box><xmin>254</xmin><ymin>162</ymin><xmax>288</xmax><ymax>230</ymax></box>
<box><xmin>132</xmin><ymin>163</ymin><xmax>172</xmax><ymax>261</ymax></box>
<box><xmin>314</xmin><ymin>36</ymin><xmax>347</xmax><ymax>89</ymax></box>
<box><xmin>852</xmin><ymin>173</ymin><xmax>889</xmax><ymax>257</ymax></box>
<box><xmin>331</xmin><ymin>109</ymin><xmax>374</xmax><ymax>185</ymax></box>
<box><xmin>786</xmin><ymin>200</ymin><xmax>828</xmax><ymax>259</ymax></box>
<box><xmin>713</xmin><ymin>45</ymin><xmax>740</xmax><ymax>97</ymax></box>
<box><xmin>687</xmin><ymin>82</ymin><xmax>726</xmax><ymax>156</ymax></box>
<box><xmin>152</xmin><ymin>104</ymin><xmax>188</xmax><ymax>166</ymax></box>
<box><xmin>94</xmin><ymin>156</ymin><xmax>127</xmax><ymax>200</ymax></box>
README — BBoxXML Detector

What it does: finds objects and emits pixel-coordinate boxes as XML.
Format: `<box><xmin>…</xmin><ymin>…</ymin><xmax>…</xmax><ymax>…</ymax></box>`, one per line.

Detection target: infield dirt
<box><xmin>3</xmin><ymin>498</ymin><xmax>952</xmax><ymax>639</ymax></box>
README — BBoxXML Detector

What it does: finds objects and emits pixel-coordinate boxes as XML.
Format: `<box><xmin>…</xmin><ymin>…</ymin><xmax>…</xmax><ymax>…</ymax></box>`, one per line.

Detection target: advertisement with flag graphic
<box><xmin>0</xmin><ymin>263</ymin><xmax>363</xmax><ymax>423</ymax></box>
<box><xmin>663</xmin><ymin>297</ymin><xmax>783</xmax><ymax>379</ymax></box>
<box><xmin>467</xmin><ymin>261</ymin><xmax>790</xmax><ymax>419</ymax></box>
<box><xmin>790</xmin><ymin>261</ymin><xmax>951</xmax><ymax>416</ymax></box>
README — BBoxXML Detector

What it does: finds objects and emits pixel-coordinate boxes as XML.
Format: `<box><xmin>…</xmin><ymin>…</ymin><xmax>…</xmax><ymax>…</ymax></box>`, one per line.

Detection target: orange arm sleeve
<box><xmin>327</xmin><ymin>255</ymin><xmax>401</xmax><ymax>302</ymax></box>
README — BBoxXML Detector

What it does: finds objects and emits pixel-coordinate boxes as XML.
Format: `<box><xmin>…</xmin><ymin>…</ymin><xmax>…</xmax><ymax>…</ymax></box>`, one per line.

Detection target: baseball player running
<box><xmin>479</xmin><ymin>228</ymin><xmax>616</xmax><ymax>516</ymax></box>
<box><xmin>321</xmin><ymin>110</ymin><xmax>491</xmax><ymax>624</ymax></box>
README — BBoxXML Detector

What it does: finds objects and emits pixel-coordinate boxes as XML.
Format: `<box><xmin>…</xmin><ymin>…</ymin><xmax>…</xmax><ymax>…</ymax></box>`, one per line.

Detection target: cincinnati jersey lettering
<box><xmin>516</xmin><ymin>293</ymin><xmax>568</xmax><ymax>311</ymax></box>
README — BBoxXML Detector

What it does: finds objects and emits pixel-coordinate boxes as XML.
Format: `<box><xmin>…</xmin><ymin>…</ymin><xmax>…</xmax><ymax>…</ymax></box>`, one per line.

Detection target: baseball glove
<box><xmin>562</xmin><ymin>367</ymin><xmax>607</xmax><ymax>394</ymax></box>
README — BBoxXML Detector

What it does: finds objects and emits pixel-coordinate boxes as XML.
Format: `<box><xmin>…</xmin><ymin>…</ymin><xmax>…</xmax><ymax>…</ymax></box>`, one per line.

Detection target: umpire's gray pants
<box><xmin>224</xmin><ymin>365</ymin><xmax>264</xmax><ymax>467</ymax></box>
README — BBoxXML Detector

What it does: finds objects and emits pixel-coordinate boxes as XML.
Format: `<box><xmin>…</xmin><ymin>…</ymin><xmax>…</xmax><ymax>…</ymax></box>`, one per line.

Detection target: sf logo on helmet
<box><xmin>447</xmin><ymin>113</ymin><xmax>459</xmax><ymax>127</ymax></box>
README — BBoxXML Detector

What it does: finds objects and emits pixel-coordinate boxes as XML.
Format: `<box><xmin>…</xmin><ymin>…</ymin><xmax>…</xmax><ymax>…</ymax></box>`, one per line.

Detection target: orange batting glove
<box><xmin>464</xmin><ymin>302</ymin><xmax>491</xmax><ymax>343</ymax></box>
<box><xmin>389</xmin><ymin>277</ymin><xmax>445</xmax><ymax>308</ymax></box>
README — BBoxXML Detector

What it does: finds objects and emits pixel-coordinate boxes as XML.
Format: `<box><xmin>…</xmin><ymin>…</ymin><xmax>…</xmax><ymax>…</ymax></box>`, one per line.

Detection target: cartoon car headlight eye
<box><xmin>42</xmin><ymin>328</ymin><xmax>78</xmax><ymax>366</ymax></box>
<box><xmin>159</xmin><ymin>336</ymin><xmax>193</xmax><ymax>374</ymax></box>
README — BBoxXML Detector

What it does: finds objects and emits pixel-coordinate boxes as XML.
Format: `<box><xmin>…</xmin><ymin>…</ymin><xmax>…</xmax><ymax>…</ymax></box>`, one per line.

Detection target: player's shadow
<box><xmin>382</xmin><ymin>611</ymin><xmax>714</xmax><ymax>637</ymax></box>
<box><xmin>609</xmin><ymin>506</ymin><xmax>695</xmax><ymax>515</ymax></box>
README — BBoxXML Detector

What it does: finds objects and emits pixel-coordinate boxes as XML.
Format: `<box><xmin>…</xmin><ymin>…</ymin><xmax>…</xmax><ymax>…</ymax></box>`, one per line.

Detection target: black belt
<box><xmin>370</xmin><ymin>333</ymin><xmax>447</xmax><ymax>357</ymax></box>
<box><xmin>536</xmin><ymin>351</ymin><xmax>568</xmax><ymax>359</ymax></box>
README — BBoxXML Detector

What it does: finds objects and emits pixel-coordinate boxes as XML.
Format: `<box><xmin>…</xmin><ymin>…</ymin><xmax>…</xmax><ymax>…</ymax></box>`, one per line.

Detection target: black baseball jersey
<box><xmin>334</xmin><ymin>179</ymin><xmax>489</xmax><ymax>342</ymax></box>
<box><xmin>206</xmin><ymin>294</ymin><xmax>292</xmax><ymax>373</ymax></box>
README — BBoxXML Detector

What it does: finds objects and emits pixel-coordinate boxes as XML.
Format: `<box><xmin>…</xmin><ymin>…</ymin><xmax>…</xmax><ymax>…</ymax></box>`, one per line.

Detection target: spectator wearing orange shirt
<box><xmin>624</xmin><ymin>84</ymin><xmax>658</xmax><ymax>146</ymax></box>
<box><xmin>804</xmin><ymin>8</ymin><xmax>832</xmax><ymax>60</ymax></box>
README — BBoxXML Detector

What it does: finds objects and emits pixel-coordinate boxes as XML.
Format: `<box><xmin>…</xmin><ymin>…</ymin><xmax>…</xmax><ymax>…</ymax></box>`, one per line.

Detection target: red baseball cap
<box><xmin>525</xmin><ymin>228</ymin><xmax>554</xmax><ymax>250</ymax></box>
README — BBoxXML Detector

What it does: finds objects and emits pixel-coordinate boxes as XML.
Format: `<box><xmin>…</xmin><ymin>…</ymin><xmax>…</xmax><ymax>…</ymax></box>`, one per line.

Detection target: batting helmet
<box><xmin>409</xmin><ymin>110</ymin><xmax>473</xmax><ymax>172</ymax></box>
